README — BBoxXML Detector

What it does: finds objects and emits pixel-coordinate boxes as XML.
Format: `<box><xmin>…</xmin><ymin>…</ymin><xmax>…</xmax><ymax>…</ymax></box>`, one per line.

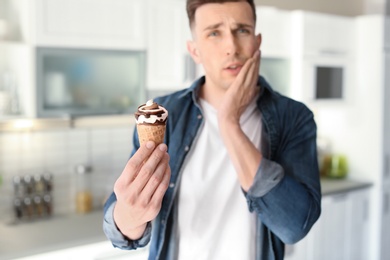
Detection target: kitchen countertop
<box><xmin>0</xmin><ymin>178</ymin><xmax>372</xmax><ymax>260</ymax></box>
<box><xmin>0</xmin><ymin>211</ymin><xmax>107</xmax><ymax>260</ymax></box>
<box><xmin>320</xmin><ymin>177</ymin><xmax>372</xmax><ymax>195</ymax></box>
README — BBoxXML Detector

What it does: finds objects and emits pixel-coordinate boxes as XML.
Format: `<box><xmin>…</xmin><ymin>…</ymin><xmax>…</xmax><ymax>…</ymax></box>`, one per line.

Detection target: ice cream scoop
<box><xmin>135</xmin><ymin>99</ymin><xmax>168</xmax><ymax>145</ymax></box>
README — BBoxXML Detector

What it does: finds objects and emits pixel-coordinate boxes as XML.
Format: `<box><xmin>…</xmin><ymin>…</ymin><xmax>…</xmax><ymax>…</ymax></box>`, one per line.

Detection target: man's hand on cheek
<box><xmin>218</xmin><ymin>50</ymin><xmax>261</xmax><ymax>125</ymax></box>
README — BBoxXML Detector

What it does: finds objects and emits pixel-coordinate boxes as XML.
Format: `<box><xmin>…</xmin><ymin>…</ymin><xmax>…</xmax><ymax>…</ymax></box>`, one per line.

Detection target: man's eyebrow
<box><xmin>203</xmin><ymin>22</ymin><xmax>254</xmax><ymax>32</ymax></box>
<box><xmin>203</xmin><ymin>22</ymin><xmax>223</xmax><ymax>32</ymax></box>
<box><xmin>235</xmin><ymin>23</ymin><xmax>254</xmax><ymax>29</ymax></box>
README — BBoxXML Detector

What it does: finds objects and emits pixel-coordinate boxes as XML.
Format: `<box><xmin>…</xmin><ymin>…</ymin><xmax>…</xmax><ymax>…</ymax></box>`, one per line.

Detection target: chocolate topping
<box><xmin>134</xmin><ymin>100</ymin><xmax>168</xmax><ymax>125</ymax></box>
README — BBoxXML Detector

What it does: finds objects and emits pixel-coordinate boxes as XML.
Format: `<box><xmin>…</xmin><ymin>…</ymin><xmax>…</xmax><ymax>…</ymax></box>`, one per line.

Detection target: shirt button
<box><xmin>184</xmin><ymin>146</ymin><xmax>189</xmax><ymax>152</ymax></box>
<box><xmin>169</xmin><ymin>183</ymin><xmax>175</xmax><ymax>188</ymax></box>
<box><xmin>197</xmin><ymin>115</ymin><xmax>202</xmax><ymax>120</ymax></box>
<box><xmin>161</xmin><ymin>220</ymin><xmax>165</xmax><ymax>225</ymax></box>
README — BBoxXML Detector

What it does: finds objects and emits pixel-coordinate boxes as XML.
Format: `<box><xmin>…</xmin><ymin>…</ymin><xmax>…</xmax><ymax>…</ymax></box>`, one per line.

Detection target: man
<box><xmin>103</xmin><ymin>0</ymin><xmax>321</xmax><ymax>259</ymax></box>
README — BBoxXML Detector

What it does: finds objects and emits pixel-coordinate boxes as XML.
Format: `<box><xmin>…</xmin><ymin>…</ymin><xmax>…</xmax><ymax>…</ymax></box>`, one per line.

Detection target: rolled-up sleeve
<box><xmin>103</xmin><ymin>201</ymin><xmax>152</xmax><ymax>250</ymax></box>
<box><xmin>247</xmin><ymin>158</ymin><xmax>285</xmax><ymax>199</ymax></box>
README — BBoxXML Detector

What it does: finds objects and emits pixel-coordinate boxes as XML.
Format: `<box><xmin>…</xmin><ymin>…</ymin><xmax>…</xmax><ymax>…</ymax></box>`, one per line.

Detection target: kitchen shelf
<box><xmin>0</xmin><ymin>117</ymin><xmax>71</xmax><ymax>132</ymax></box>
<box><xmin>0</xmin><ymin>114</ymin><xmax>135</xmax><ymax>132</ymax></box>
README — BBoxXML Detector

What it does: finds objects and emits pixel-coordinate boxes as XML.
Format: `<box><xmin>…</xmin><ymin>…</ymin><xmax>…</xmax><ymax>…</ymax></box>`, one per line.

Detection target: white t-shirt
<box><xmin>178</xmin><ymin>98</ymin><xmax>262</xmax><ymax>260</ymax></box>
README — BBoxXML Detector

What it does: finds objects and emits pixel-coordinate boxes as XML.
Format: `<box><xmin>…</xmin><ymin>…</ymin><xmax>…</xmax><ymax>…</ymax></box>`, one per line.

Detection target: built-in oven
<box><xmin>36</xmin><ymin>47</ymin><xmax>146</xmax><ymax>118</ymax></box>
<box><xmin>301</xmin><ymin>55</ymin><xmax>352</xmax><ymax>102</ymax></box>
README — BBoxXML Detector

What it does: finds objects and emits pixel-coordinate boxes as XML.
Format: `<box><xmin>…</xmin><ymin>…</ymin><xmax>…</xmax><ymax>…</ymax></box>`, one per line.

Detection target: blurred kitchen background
<box><xmin>0</xmin><ymin>0</ymin><xmax>390</xmax><ymax>259</ymax></box>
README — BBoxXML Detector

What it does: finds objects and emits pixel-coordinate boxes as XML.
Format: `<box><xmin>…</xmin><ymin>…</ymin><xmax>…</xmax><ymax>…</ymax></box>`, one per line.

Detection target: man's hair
<box><xmin>186</xmin><ymin>0</ymin><xmax>257</xmax><ymax>28</ymax></box>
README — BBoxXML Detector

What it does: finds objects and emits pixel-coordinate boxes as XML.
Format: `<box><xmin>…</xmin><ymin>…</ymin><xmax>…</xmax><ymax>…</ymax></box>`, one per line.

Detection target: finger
<box><xmin>246</xmin><ymin>50</ymin><xmax>260</xmax><ymax>84</ymax></box>
<box><xmin>235</xmin><ymin>56</ymin><xmax>254</xmax><ymax>86</ymax></box>
<box><xmin>149</xmin><ymin>165</ymin><xmax>171</xmax><ymax>209</ymax></box>
<box><xmin>132</xmin><ymin>144</ymin><xmax>168</xmax><ymax>193</ymax></box>
<box><xmin>255</xmin><ymin>50</ymin><xmax>261</xmax><ymax>81</ymax></box>
<box><xmin>244</xmin><ymin>57</ymin><xmax>257</xmax><ymax>87</ymax></box>
<box><xmin>120</xmin><ymin>141</ymin><xmax>156</xmax><ymax>184</ymax></box>
<box><xmin>138</xmin><ymin>153</ymin><xmax>170</xmax><ymax>204</ymax></box>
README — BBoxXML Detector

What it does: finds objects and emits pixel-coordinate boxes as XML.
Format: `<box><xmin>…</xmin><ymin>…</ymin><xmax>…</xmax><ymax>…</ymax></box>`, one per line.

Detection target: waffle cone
<box><xmin>137</xmin><ymin>124</ymin><xmax>166</xmax><ymax>146</ymax></box>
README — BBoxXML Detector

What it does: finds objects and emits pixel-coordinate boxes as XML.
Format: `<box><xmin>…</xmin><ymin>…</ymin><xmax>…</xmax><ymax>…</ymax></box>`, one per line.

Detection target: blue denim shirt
<box><xmin>103</xmin><ymin>76</ymin><xmax>321</xmax><ymax>260</ymax></box>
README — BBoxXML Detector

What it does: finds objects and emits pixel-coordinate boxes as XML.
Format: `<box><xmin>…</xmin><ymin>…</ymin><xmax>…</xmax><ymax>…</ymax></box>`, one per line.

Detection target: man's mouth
<box><xmin>224</xmin><ymin>63</ymin><xmax>243</xmax><ymax>74</ymax></box>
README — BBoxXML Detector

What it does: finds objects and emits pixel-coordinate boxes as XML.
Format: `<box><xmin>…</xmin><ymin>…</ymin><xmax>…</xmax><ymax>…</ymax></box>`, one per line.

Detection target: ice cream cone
<box><xmin>135</xmin><ymin>99</ymin><xmax>168</xmax><ymax>146</ymax></box>
<box><xmin>137</xmin><ymin>124</ymin><xmax>166</xmax><ymax>145</ymax></box>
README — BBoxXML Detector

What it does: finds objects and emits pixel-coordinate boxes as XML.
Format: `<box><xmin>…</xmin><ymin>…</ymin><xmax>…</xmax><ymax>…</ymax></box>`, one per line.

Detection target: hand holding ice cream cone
<box><xmin>135</xmin><ymin>99</ymin><xmax>168</xmax><ymax>146</ymax></box>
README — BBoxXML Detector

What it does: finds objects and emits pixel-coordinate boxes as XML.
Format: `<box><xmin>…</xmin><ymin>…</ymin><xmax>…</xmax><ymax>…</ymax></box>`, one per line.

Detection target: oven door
<box><xmin>303</xmin><ymin>56</ymin><xmax>352</xmax><ymax>103</ymax></box>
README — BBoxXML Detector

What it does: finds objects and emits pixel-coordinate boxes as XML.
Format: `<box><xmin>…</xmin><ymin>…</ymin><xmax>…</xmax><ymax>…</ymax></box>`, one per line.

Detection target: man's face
<box><xmin>187</xmin><ymin>2</ymin><xmax>261</xmax><ymax>90</ymax></box>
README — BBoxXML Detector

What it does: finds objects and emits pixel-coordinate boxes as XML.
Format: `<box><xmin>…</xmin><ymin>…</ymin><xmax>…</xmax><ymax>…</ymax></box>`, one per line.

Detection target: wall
<box><xmin>0</xmin><ymin>125</ymin><xmax>134</xmax><ymax>221</ymax></box>
<box><xmin>255</xmin><ymin>0</ymin><xmax>385</xmax><ymax>16</ymax></box>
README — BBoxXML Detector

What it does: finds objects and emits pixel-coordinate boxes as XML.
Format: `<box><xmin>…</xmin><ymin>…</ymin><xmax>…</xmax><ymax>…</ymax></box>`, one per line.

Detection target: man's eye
<box><xmin>209</xmin><ymin>31</ymin><xmax>218</xmax><ymax>37</ymax></box>
<box><xmin>238</xmin><ymin>28</ymin><xmax>250</xmax><ymax>34</ymax></box>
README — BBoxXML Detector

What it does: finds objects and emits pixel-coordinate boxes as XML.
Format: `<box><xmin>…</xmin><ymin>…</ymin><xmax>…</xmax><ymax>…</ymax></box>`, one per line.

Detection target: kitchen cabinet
<box><xmin>0</xmin><ymin>0</ymin><xmax>35</xmax><ymax>119</ymax></box>
<box><xmin>146</xmin><ymin>0</ymin><xmax>196</xmax><ymax>91</ymax></box>
<box><xmin>285</xmin><ymin>187</ymin><xmax>370</xmax><ymax>260</ymax></box>
<box><xmin>291</xmin><ymin>11</ymin><xmax>355</xmax><ymax>57</ymax></box>
<box><xmin>255</xmin><ymin>7</ymin><xmax>291</xmax><ymax>58</ymax></box>
<box><xmin>346</xmin><ymin>189</ymin><xmax>370</xmax><ymax>260</ymax></box>
<box><xmin>310</xmin><ymin>193</ymin><xmax>350</xmax><ymax>260</ymax></box>
<box><xmin>1</xmin><ymin>0</ymin><xmax>148</xmax><ymax>121</ymax></box>
<box><xmin>35</xmin><ymin>0</ymin><xmax>147</xmax><ymax>50</ymax></box>
<box><xmin>255</xmin><ymin>7</ymin><xmax>292</xmax><ymax>97</ymax></box>
<box><xmin>289</xmin><ymin>11</ymin><xmax>355</xmax><ymax>103</ymax></box>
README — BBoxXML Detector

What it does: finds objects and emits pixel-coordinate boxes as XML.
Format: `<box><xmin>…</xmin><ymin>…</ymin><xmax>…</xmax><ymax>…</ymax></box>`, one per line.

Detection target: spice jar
<box><xmin>74</xmin><ymin>165</ymin><xmax>93</xmax><ymax>214</ymax></box>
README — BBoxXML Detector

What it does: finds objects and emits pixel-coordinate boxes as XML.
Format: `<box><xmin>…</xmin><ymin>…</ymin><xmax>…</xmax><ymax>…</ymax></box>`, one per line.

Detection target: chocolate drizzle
<box><xmin>135</xmin><ymin>101</ymin><xmax>167</xmax><ymax>125</ymax></box>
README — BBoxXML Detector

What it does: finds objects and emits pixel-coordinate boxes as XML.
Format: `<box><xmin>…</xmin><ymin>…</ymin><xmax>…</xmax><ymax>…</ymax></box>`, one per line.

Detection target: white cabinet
<box><xmin>291</xmin><ymin>11</ymin><xmax>355</xmax><ymax>57</ymax></box>
<box><xmin>346</xmin><ymin>189</ymin><xmax>370</xmax><ymax>260</ymax></box>
<box><xmin>35</xmin><ymin>0</ymin><xmax>147</xmax><ymax>50</ymax></box>
<box><xmin>285</xmin><ymin>188</ymin><xmax>370</xmax><ymax>260</ymax></box>
<box><xmin>0</xmin><ymin>0</ymin><xmax>35</xmax><ymax>119</ymax></box>
<box><xmin>310</xmin><ymin>194</ymin><xmax>349</xmax><ymax>260</ymax></box>
<box><xmin>289</xmin><ymin>11</ymin><xmax>355</xmax><ymax>103</ymax></box>
<box><xmin>146</xmin><ymin>0</ymin><xmax>196</xmax><ymax>91</ymax></box>
<box><xmin>255</xmin><ymin>7</ymin><xmax>291</xmax><ymax>58</ymax></box>
<box><xmin>1</xmin><ymin>0</ymin><xmax>148</xmax><ymax>121</ymax></box>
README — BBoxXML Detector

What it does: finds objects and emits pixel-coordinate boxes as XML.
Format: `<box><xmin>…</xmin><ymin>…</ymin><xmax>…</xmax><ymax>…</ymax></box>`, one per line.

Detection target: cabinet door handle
<box><xmin>363</xmin><ymin>199</ymin><xmax>369</xmax><ymax>221</ymax></box>
<box><xmin>331</xmin><ymin>193</ymin><xmax>348</xmax><ymax>202</ymax></box>
<box><xmin>319</xmin><ymin>49</ymin><xmax>347</xmax><ymax>56</ymax></box>
<box><xmin>384</xmin><ymin>192</ymin><xmax>390</xmax><ymax>215</ymax></box>
<box><xmin>384</xmin><ymin>153</ymin><xmax>390</xmax><ymax>179</ymax></box>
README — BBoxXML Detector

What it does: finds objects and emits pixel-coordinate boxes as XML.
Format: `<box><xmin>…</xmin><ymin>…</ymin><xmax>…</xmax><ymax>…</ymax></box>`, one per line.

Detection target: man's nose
<box><xmin>224</xmin><ymin>32</ymin><xmax>238</xmax><ymax>56</ymax></box>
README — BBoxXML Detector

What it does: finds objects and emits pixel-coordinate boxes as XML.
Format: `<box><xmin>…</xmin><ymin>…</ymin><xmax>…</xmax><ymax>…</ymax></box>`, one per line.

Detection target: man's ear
<box><xmin>187</xmin><ymin>40</ymin><xmax>201</xmax><ymax>64</ymax></box>
<box><xmin>255</xmin><ymin>33</ymin><xmax>262</xmax><ymax>50</ymax></box>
